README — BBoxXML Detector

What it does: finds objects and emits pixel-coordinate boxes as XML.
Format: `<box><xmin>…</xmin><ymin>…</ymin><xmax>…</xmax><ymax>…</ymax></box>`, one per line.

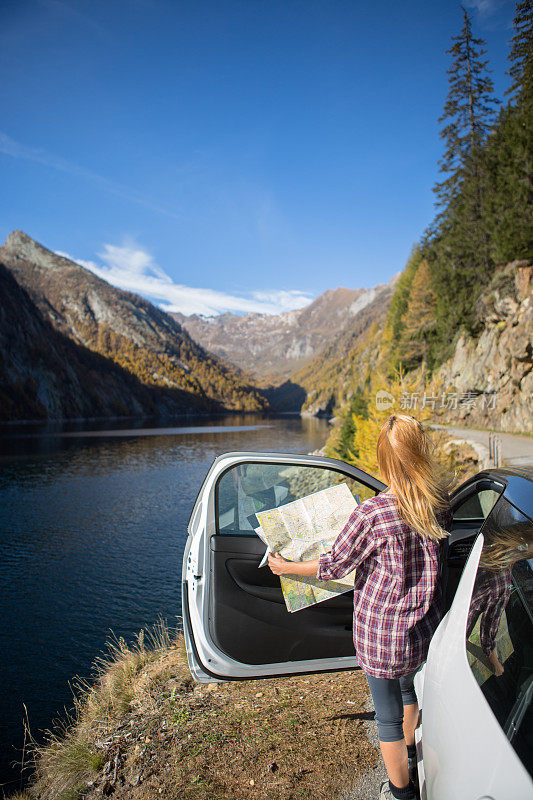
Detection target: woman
<box><xmin>467</xmin><ymin>513</ymin><xmax>533</xmax><ymax>676</ymax></box>
<box><xmin>268</xmin><ymin>413</ymin><xmax>453</xmax><ymax>800</ymax></box>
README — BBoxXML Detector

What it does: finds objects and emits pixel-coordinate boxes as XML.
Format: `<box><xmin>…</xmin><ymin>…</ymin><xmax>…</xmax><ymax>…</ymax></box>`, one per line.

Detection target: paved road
<box><xmin>432</xmin><ymin>424</ymin><xmax>533</xmax><ymax>469</ymax></box>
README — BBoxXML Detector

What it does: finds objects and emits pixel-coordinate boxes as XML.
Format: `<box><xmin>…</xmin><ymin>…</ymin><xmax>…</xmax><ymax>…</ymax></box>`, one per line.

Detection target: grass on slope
<box><xmin>10</xmin><ymin>622</ymin><xmax>377</xmax><ymax>800</ymax></box>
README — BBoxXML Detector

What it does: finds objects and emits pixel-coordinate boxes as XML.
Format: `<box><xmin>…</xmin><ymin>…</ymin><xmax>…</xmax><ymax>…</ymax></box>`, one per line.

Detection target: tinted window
<box><xmin>465</xmin><ymin>498</ymin><xmax>533</xmax><ymax>776</ymax></box>
<box><xmin>453</xmin><ymin>488</ymin><xmax>501</xmax><ymax>521</ymax></box>
<box><xmin>216</xmin><ymin>462</ymin><xmax>378</xmax><ymax>534</ymax></box>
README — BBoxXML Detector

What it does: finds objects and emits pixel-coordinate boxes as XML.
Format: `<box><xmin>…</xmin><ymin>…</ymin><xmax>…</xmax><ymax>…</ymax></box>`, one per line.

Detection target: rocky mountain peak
<box><xmin>174</xmin><ymin>281</ymin><xmax>392</xmax><ymax>381</ymax></box>
<box><xmin>0</xmin><ymin>230</ymin><xmax>267</xmax><ymax>415</ymax></box>
<box><xmin>4</xmin><ymin>229</ymin><xmax>56</xmax><ymax>263</ymax></box>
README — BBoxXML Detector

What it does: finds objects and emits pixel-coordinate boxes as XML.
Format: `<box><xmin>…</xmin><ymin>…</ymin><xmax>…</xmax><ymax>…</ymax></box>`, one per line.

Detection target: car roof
<box><xmin>481</xmin><ymin>466</ymin><xmax>533</xmax><ymax>519</ymax></box>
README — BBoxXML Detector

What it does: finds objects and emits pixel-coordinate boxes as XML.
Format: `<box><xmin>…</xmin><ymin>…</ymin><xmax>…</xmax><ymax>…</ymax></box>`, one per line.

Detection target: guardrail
<box><xmin>488</xmin><ymin>432</ymin><xmax>503</xmax><ymax>467</ymax></box>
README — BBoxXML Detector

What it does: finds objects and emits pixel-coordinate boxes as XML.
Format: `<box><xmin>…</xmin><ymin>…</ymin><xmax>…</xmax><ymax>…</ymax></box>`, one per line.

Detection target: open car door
<box><xmin>182</xmin><ymin>452</ymin><xmax>385</xmax><ymax>682</ymax></box>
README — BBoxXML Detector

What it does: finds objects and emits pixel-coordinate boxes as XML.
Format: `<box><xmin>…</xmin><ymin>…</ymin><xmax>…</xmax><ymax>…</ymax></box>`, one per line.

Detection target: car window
<box><xmin>216</xmin><ymin>462</ymin><xmax>378</xmax><ymax>534</ymax></box>
<box><xmin>465</xmin><ymin>498</ymin><xmax>533</xmax><ymax>777</ymax></box>
<box><xmin>453</xmin><ymin>487</ymin><xmax>501</xmax><ymax>521</ymax></box>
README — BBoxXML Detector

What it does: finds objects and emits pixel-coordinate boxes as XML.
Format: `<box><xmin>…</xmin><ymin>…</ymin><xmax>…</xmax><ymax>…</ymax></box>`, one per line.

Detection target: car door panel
<box><xmin>209</xmin><ymin>534</ymin><xmax>355</xmax><ymax>666</ymax></box>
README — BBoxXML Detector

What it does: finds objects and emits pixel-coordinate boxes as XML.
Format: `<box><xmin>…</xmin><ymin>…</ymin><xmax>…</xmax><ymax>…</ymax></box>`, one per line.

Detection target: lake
<box><xmin>0</xmin><ymin>414</ymin><xmax>330</xmax><ymax>793</ymax></box>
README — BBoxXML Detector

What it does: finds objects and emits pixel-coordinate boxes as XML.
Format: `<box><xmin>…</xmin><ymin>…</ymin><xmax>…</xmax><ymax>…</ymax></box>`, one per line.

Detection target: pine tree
<box><xmin>337</xmin><ymin>388</ymin><xmax>368</xmax><ymax>462</ymax></box>
<box><xmin>434</xmin><ymin>7</ymin><xmax>499</xmax><ymax>211</ymax></box>
<box><xmin>507</xmin><ymin>0</ymin><xmax>533</xmax><ymax>108</ymax></box>
<box><xmin>483</xmin><ymin>0</ymin><xmax>533</xmax><ymax>262</ymax></box>
<box><xmin>424</xmin><ymin>8</ymin><xmax>501</xmax><ymax>349</ymax></box>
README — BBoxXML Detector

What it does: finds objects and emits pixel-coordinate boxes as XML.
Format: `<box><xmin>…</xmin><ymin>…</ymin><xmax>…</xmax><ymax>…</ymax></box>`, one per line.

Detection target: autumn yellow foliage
<box><xmin>327</xmin><ymin>367</ymin><xmax>436</xmax><ymax>480</ymax></box>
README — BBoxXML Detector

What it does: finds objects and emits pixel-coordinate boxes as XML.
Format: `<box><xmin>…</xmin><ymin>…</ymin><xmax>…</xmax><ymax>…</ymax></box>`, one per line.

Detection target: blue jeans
<box><xmin>365</xmin><ymin>671</ymin><xmax>419</xmax><ymax>742</ymax></box>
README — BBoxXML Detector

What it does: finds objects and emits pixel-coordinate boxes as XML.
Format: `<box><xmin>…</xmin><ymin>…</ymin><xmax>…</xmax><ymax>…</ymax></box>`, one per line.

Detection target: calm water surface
<box><xmin>0</xmin><ymin>414</ymin><xmax>329</xmax><ymax>792</ymax></box>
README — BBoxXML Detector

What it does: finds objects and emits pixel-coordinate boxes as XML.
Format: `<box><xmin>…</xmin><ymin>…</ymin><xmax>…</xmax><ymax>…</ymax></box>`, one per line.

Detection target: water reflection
<box><xmin>0</xmin><ymin>414</ymin><xmax>329</xmax><ymax>791</ymax></box>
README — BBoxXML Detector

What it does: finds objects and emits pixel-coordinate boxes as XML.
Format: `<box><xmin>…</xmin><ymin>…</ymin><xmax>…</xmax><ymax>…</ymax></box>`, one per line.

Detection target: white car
<box><xmin>181</xmin><ymin>452</ymin><xmax>533</xmax><ymax>799</ymax></box>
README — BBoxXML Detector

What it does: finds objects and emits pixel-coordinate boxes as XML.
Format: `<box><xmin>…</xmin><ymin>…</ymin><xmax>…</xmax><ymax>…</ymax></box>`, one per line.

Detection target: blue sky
<box><xmin>0</xmin><ymin>0</ymin><xmax>517</xmax><ymax>315</ymax></box>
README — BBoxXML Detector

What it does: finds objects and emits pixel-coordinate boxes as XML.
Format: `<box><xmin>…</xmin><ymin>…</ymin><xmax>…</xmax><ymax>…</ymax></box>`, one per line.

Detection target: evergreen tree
<box><xmin>337</xmin><ymin>387</ymin><xmax>368</xmax><ymax>462</ymax></box>
<box><xmin>479</xmin><ymin>0</ymin><xmax>533</xmax><ymax>263</ymax></box>
<box><xmin>507</xmin><ymin>0</ymin><xmax>533</xmax><ymax>107</ymax></box>
<box><xmin>434</xmin><ymin>7</ymin><xmax>499</xmax><ymax>212</ymax></box>
<box><xmin>424</xmin><ymin>8</ymin><xmax>501</xmax><ymax>351</ymax></box>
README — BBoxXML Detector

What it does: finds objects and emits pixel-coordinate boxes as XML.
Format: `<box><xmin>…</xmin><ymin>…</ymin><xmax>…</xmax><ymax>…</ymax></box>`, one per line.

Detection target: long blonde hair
<box><xmin>377</xmin><ymin>414</ymin><xmax>452</xmax><ymax>541</ymax></box>
<box><xmin>480</xmin><ymin>518</ymin><xmax>533</xmax><ymax>570</ymax></box>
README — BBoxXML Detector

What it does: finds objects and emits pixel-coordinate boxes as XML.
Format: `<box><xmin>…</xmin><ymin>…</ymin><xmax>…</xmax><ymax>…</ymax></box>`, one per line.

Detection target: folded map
<box><xmin>255</xmin><ymin>482</ymin><xmax>358</xmax><ymax>613</ymax></box>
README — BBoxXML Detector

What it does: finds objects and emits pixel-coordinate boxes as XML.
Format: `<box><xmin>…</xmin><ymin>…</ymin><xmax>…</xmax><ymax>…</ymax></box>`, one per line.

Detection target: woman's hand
<box><xmin>268</xmin><ymin>553</ymin><xmax>320</xmax><ymax>577</ymax></box>
<box><xmin>268</xmin><ymin>552</ymin><xmax>291</xmax><ymax>575</ymax></box>
<box><xmin>489</xmin><ymin>648</ymin><xmax>505</xmax><ymax>676</ymax></box>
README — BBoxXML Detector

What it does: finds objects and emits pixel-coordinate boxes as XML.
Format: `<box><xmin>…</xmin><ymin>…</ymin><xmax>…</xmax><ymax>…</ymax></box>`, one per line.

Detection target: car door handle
<box><xmin>225</xmin><ymin>559</ymin><xmax>286</xmax><ymax>604</ymax></box>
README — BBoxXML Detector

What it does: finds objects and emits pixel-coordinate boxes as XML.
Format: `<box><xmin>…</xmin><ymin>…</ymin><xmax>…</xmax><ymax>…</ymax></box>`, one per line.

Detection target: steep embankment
<box><xmin>0</xmin><ymin>232</ymin><xmax>267</xmax><ymax>420</ymax></box>
<box><xmin>0</xmin><ymin>263</ymin><xmax>209</xmax><ymax>421</ymax></box>
<box><xmin>291</xmin><ymin>260</ymin><xmax>532</xmax><ymax>434</ymax></box>
<box><xmin>12</xmin><ymin>626</ymin><xmax>378</xmax><ymax>800</ymax></box>
<box><xmin>173</xmin><ymin>284</ymin><xmax>392</xmax><ymax>382</ymax></box>
<box><xmin>434</xmin><ymin>261</ymin><xmax>532</xmax><ymax>433</ymax></box>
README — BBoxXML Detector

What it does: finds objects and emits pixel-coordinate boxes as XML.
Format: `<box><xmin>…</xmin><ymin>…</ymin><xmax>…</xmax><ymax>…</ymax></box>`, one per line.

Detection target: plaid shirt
<box><xmin>466</xmin><ymin>566</ymin><xmax>512</xmax><ymax>656</ymax></box>
<box><xmin>317</xmin><ymin>491</ymin><xmax>453</xmax><ymax>678</ymax></box>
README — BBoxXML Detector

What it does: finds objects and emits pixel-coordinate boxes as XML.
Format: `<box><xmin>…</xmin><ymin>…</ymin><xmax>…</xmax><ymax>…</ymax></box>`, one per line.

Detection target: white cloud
<box><xmin>56</xmin><ymin>242</ymin><xmax>314</xmax><ymax>317</ymax></box>
<box><xmin>250</xmin><ymin>289</ymin><xmax>314</xmax><ymax>313</ymax></box>
<box><xmin>463</xmin><ymin>0</ymin><xmax>507</xmax><ymax>16</ymax></box>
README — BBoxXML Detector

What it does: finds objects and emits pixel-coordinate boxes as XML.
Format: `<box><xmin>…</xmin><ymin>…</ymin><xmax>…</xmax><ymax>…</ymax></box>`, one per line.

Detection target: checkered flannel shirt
<box><xmin>317</xmin><ymin>491</ymin><xmax>453</xmax><ymax>678</ymax></box>
<box><xmin>466</xmin><ymin>566</ymin><xmax>512</xmax><ymax>656</ymax></box>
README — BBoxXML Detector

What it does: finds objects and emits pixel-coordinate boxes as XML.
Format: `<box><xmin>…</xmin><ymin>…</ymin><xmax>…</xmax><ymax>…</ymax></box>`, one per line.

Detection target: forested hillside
<box><xmin>0</xmin><ymin>263</ymin><xmax>214</xmax><ymax>420</ymax></box>
<box><xmin>382</xmin><ymin>1</ymin><xmax>532</xmax><ymax>377</ymax></box>
<box><xmin>291</xmin><ymin>280</ymin><xmax>397</xmax><ymax>415</ymax></box>
<box><xmin>421</xmin><ymin>2</ymin><xmax>532</xmax><ymax>368</ymax></box>
<box><xmin>0</xmin><ymin>232</ymin><xmax>266</xmax><ymax>421</ymax></box>
<box><xmin>313</xmin><ymin>1</ymin><xmax>532</xmax><ymax>464</ymax></box>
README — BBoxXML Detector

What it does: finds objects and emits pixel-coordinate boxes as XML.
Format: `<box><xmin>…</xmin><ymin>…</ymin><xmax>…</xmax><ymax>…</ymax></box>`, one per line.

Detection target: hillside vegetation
<box><xmin>0</xmin><ymin>232</ymin><xmax>266</xmax><ymax>420</ymax></box>
<box><xmin>0</xmin><ymin>264</ymin><xmax>209</xmax><ymax>421</ymax></box>
<box><xmin>11</xmin><ymin>623</ymin><xmax>378</xmax><ymax>800</ymax></box>
<box><xmin>300</xmin><ymin>3</ymin><xmax>532</xmax><ymax>455</ymax></box>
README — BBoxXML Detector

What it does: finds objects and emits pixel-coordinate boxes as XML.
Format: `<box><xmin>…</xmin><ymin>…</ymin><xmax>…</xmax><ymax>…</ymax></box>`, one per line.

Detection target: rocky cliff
<box><xmin>295</xmin><ymin>260</ymin><xmax>532</xmax><ymax>434</ymax></box>
<box><xmin>172</xmin><ymin>284</ymin><xmax>392</xmax><ymax>381</ymax></box>
<box><xmin>434</xmin><ymin>261</ymin><xmax>532</xmax><ymax>433</ymax></box>
<box><xmin>0</xmin><ymin>231</ymin><xmax>267</xmax><ymax>420</ymax></box>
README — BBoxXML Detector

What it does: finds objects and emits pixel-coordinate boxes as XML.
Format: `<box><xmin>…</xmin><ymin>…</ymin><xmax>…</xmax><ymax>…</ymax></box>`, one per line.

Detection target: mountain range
<box><xmin>0</xmin><ymin>231</ymin><xmax>266</xmax><ymax>420</ymax></box>
<box><xmin>171</xmin><ymin>282</ymin><xmax>395</xmax><ymax>382</ymax></box>
<box><xmin>0</xmin><ymin>230</ymin><xmax>397</xmax><ymax>422</ymax></box>
<box><xmin>1</xmin><ymin>230</ymin><xmax>530</xmax><ymax>433</ymax></box>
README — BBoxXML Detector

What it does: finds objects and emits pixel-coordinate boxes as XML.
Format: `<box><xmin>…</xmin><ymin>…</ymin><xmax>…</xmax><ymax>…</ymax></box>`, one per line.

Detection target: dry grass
<box><xmin>431</xmin><ymin>428</ymin><xmax>482</xmax><ymax>486</ymax></box>
<box><xmin>13</xmin><ymin>620</ymin><xmax>183</xmax><ymax>800</ymax></box>
<box><xmin>10</xmin><ymin>620</ymin><xmax>377</xmax><ymax>800</ymax></box>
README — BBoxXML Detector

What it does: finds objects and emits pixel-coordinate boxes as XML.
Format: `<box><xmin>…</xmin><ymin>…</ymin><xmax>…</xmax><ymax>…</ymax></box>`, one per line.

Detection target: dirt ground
<box><xmin>17</xmin><ymin>634</ymin><xmax>383</xmax><ymax>800</ymax></box>
<box><xmin>81</xmin><ymin>650</ymin><xmax>378</xmax><ymax>800</ymax></box>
